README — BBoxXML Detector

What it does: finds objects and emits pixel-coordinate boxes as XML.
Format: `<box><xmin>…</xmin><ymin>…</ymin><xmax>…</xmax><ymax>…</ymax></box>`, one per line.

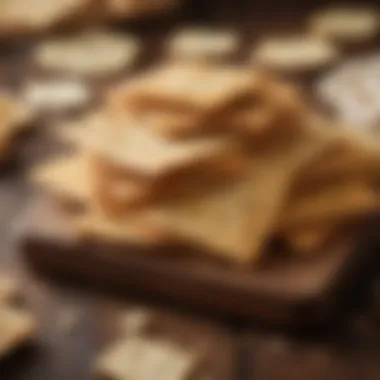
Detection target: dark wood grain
<box><xmin>19</xmin><ymin>198</ymin><xmax>380</xmax><ymax>327</ymax></box>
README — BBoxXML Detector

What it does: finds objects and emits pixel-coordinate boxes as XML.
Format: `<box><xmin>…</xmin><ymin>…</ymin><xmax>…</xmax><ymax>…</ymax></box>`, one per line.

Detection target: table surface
<box><xmin>1</xmin><ymin>2</ymin><xmax>380</xmax><ymax>379</ymax></box>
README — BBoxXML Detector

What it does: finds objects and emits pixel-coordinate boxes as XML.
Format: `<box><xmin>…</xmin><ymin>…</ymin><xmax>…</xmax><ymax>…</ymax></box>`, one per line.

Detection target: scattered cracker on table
<box><xmin>34</xmin><ymin>30</ymin><xmax>140</xmax><ymax>77</ymax></box>
<box><xmin>317</xmin><ymin>55</ymin><xmax>380</xmax><ymax>134</ymax></box>
<box><xmin>0</xmin><ymin>307</ymin><xmax>36</xmax><ymax>358</ymax></box>
<box><xmin>167</xmin><ymin>27</ymin><xmax>239</xmax><ymax>61</ymax></box>
<box><xmin>310</xmin><ymin>6</ymin><xmax>380</xmax><ymax>44</ymax></box>
<box><xmin>252</xmin><ymin>36</ymin><xmax>339</xmax><ymax>73</ymax></box>
<box><xmin>23</xmin><ymin>79</ymin><xmax>91</xmax><ymax>112</ymax></box>
<box><xmin>95</xmin><ymin>337</ymin><xmax>199</xmax><ymax>380</ymax></box>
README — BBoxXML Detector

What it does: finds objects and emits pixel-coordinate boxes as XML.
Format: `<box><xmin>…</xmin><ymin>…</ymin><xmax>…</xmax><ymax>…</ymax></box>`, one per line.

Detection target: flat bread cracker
<box><xmin>167</xmin><ymin>27</ymin><xmax>239</xmax><ymax>60</ymax></box>
<box><xmin>80</xmin><ymin>115</ymin><xmax>236</xmax><ymax>179</ymax></box>
<box><xmin>72</xmin><ymin>208</ymin><xmax>169</xmax><ymax>246</ymax></box>
<box><xmin>279</xmin><ymin>182</ymin><xmax>379</xmax><ymax>231</ymax></box>
<box><xmin>150</xmin><ymin>126</ymin><xmax>331</xmax><ymax>263</ymax></box>
<box><xmin>34</xmin><ymin>30</ymin><xmax>139</xmax><ymax>76</ymax></box>
<box><xmin>114</xmin><ymin>64</ymin><xmax>262</xmax><ymax>115</ymax></box>
<box><xmin>310</xmin><ymin>6</ymin><xmax>380</xmax><ymax>43</ymax></box>
<box><xmin>95</xmin><ymin>337</ymin><xmax>199</xmax><ymax>380</ymax></box>
<box><xmin>0</xmin><ymin>307</ymin><xmax>36</xmax><ymax>358</ymax></box>
<box><xmin>23</xmin><ymin>79</ymin><xmax>90</xmax><ymax>112</ymax></box>
<box><xmin>31</xmin><ymin>154</ymin><xmax>91</xmax><ymax>204</ymax></box>
<box><xmin>252</xmin><ymin>36</ymin><xmax>338</xmax><ymax>72</ymax></box>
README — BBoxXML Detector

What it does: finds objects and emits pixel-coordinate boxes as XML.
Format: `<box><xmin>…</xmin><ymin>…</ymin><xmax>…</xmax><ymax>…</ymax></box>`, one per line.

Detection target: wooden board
<box><xmin>19</xmin><ymin>198</ymin><xmax>380</xmax><ymax>327</ymax></box>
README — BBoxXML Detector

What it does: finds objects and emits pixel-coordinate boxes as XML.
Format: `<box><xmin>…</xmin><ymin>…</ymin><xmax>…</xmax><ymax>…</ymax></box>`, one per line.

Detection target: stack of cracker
<box><xmin>33</xmin><ymin>63</ymin><xmax>380</xmax><ymax>265</ymax></box>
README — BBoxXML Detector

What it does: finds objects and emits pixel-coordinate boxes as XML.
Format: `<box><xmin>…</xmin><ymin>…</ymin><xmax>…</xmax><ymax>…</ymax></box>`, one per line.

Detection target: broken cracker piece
<box><xmin>82</xmin><ymin>115</ymin><xmax>236</xmax><ymax>179</ymax></box>
<box><xmin>30</xmin><ymin>153</ymin><xmax>91</xmax><ymax>205</ymax></box>
<box><xmin>310</xmin><ymin>6</ymin><xmax>380</xmax><ymax>43</ymax></box>
<box><xmin>95</xmin><ymin>337</ymin><xmax>199</xmax><ymax>380</ymax></box>
<box><xmin>72</xmin><ymin>208</ymin><xmax>170</xmax><ymax>246</ymax></box>
<box><xmin>23</xmin><ymin>79</ymin><xmax>91</xmax><ymax>112</ymax></box>
<box><xmin>112</xmin><ymin>64</ymin><xmax>262</xmax><ymax>115</ymax></box>
<box><xmin>278</xmin><ymin>181</ymin><xmax>379</xmax><ymax>231</ymax></box>
<box><xmin>34</xmin><ymin>30</ymin><xmax>139</xmax><ymax>77</ymax></box>
<box><xmin>252</xmin><ymin>36</ymin><xmax>338</xmax><ymax>73</ymax></box>
<box><xmin>167</xmin><ymin>27</ymin><xmax>239</xmax><ymax>60</ymax></box>
<box><xmin>150</xmin><ymin>127</ymin><xmax>331</xmax><ymax>263</ymax></box>
<box><xmin>0</xmin><ymin>307</ymin><xmax>36</xmax><ymax>358</ymax></box>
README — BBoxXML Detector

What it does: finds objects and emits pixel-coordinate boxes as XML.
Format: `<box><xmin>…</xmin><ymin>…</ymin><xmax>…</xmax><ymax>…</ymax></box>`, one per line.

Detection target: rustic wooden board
<box><xmin>19</xmin><ymin>199</ymin><xmax>380</xmax><ymax>326</ymax></box>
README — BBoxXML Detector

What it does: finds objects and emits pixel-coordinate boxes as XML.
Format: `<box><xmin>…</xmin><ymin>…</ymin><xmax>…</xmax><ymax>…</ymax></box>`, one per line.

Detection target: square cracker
<box><xmin>30</xmin><ymin>154</ymin><xmax>91</xmax><ymax>205</ymax></box>
<box><xmin>0</xmin><ymin>307</ymin><xmax>36</xmax><ymax>358</ymax></box>
<box><xmin>111</xmin><ymin>64</ymin><xmax>260</xmax><ymax>114</ymax></box>
<box><xmin>150</xmin><ymin>127</ymin><xmax>331</xmax><ymax>263</ymax></box>
<box><xmin>81</xmin><ymin>116</ymin><xmax>236</xmax><ymax>179</ymax></box>
<box><xmin>278</xmin><ymin>181</ymin><xmax>379</xmax><ymax>231</ymax></box>
<box><xmin>95</xmin><ymin>337</ymin><xmax>199</xmax><ymax>380</ymax></box>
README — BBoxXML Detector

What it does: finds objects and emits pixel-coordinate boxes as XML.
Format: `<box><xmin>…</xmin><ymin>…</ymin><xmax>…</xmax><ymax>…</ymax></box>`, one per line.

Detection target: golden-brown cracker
<box><xmin>81</xmin><ymin>115</ymin><xmax>237</xmax><ymax>179</ymax></box>
<box><xmin>94</xmin><ymin>337</ymin><xmax>199</xmax><ymax>380</ymax></box>
<box><xmin>310</xmin><ymin>6</ymin><xmax>379</xmax><ymax>43</ymax></box>
<box><xmin>0</xmin><ymin>307</ymin><xmax>36</xmax><ymax>358</ymax></box>
<box><xmin>30</xmin><ymin>154</ymin><xmax>91</xmax><ymax>205</ymax></box>
<box><xmin>110</xmin><ymin>63</ymin><xmax>262</xmax><ymax>116</ymax></box>
<box><xmin>251</xmin><ymin>36</ymin><xmax>339</xmax><ymax>73</ymax></box>
<box><xmin>88</xmin><ymin>154</ymin><xmax>151</xmax><ymax>217</ymax></box>
<box><xmin>278</xmin><ymin>181</ymin><xmax>379</xmax><ymax>231</ymax></box>
<box><xmin>72</xmin><ymin>208</ymin><xmax>169</xmax><ymax>246</ymax></box>
<box><xmin>149</xmin><ymin>126</ymin><xmax>330</xmax><ymax>264</ymax></box>
<box><xmin>167</xmin><ymin>27</ymin><xmax>239</xmax><ymax>61</ymax></box>
<box><xmin>34</xmin><ymin>30</ymin><xmax>139</xmax><ymax>77</ymax></box>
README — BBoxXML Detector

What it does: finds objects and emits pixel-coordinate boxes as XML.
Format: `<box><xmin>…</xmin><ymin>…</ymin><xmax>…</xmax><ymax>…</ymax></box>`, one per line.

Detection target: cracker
<box><xmin>95</xmin><ymin>337</ymin><xmax>199</xmax><ymax>380</ymax></box>
<box><xmin>31</xmin><ymin>154</ymin><xmax>91</xmax><ymax>205</ymax></box>
<box><xmin>81</xmin><ymin>115</ymin><xmax>236</xmax><ymax>179</ymax></box>
<box><xmin>278</xmin><ymin>182</ymin><xmax>379</xmax><ymax>231</ymax></box>
<box><xmin>150</xmin><ymin>127</ymin><xmax>330</xmax><ymax>263</ymax></box>
<box><xmin>167</xmin><ymin>27</ymin><xmax>239</xmax><ymax>60</ymax></box>
<box><xmin>23</xmin><ymin>79</ymin><xmax>90</xmax><ymax>112</ymax></box>
<box><xmin>310</xmin><ymin>6</ymin><xmax>380</xmax><ymax>43</ymax></box>
<box><xmin>252</xmin><ymin>36</ymin><xmax>339</xmax><ymax>72</ymax></box>
<box><xmin>0</xmin><ymin>307</ymin><xmax>36</xmax><ymax>358</ymax></box>
<box><xmin>72</xmin><ymin>208</ymin><xmax>169</xmax><ymax>246</ymax></box>
<box><xmin>113</xmin><ymin>64</ymin><xmax>262</xmax><ymax>115</ymax></box>
<box><xmin>34</xmin><ymin>30</ymin><xmax>139</xmax><ymax>76</ymax></box>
